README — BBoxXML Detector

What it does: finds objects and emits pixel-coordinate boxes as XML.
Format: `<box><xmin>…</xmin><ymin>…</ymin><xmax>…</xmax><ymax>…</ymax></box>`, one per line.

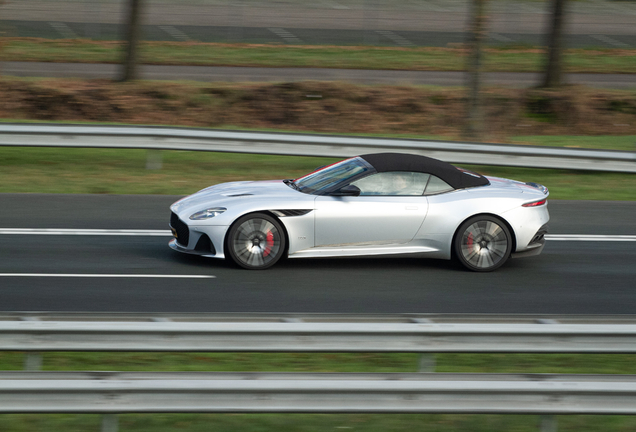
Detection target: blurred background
<box><xmin>1</xmin><ymin>0</ymin><xmax>634</xmax><ymax>48</ymax></box>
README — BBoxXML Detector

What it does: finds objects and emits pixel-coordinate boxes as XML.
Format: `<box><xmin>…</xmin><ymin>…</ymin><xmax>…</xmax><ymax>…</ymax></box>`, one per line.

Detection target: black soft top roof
<box><xmin>360</xmin><ymin>153</ymin><xmax>489</xmax><ymax>189</ymax></box>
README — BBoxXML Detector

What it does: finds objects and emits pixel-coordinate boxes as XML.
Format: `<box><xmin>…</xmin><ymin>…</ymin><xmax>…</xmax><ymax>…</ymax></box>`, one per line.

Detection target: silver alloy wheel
<box><xmin>227</xmin><ymin>213</ymin><xmax>285</xmax><ymax>269</ymax></box>
<box><xmin>455</xmin><ymin>216</ymin><xmax>511</xmax><ymax>272</ymax></box>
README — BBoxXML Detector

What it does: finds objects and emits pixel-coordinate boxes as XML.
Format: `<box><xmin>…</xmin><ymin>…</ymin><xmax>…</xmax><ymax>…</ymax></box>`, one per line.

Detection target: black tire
<box><xmin>454</xmin><ymin>215</ymin><xmax>512</xmax><ymax>272</ymax></box>
<box><xmin>226</xmin><ymin>213</ymin><xmax>286</xmax><ymax>270</ymax></box>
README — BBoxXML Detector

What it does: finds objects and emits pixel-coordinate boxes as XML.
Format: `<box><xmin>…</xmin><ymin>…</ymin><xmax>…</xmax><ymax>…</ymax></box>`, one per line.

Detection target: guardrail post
<box><xmin>418</xmin><ymin>354</ymin><xmax>436</xmax><ymax>372</ymax></box>
<box><xmin>146</xmin><ymin>150</ymin><xmax>162</xmax><ymax>169</ymax></box>
<box><xmin>102</xmin><ymin>414</ymin><xmax>118</xmax><ymax>432</ymax></box>
<box><xmin>24</xmin><ymin>353</ymin><xmax>43</xmax><ymax>371</ymax></box>
<box><xmin>411</xmin><ymin>318</ymin><xmax>437</xmax><ymax>372</ymax></box>
<box><xmin>540</xmin><ymin>414</ymin><xmax>557</xmax><ymax>432</ymax></box>
<box><xmin>21</xmin><ymin>317</ymin><xmax>43</xmax><ymax>370</ymax></box>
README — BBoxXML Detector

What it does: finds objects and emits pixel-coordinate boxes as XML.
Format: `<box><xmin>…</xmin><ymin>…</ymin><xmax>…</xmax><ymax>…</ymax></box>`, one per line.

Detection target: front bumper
<box><xmin>169</xmin><ymin>212</ymin><xmax>228</xmax><ymax>259</ymax></box>
<box><xmin>169</xmin><ymin>236</ymin><xmax>218</xmax><ymax>257</ymax></box>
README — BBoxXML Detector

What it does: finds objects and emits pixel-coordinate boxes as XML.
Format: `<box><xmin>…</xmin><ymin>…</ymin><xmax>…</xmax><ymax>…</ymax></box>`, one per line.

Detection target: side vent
<box><xmin>271</xmin><ymin>209</ymin><xmax>313</xmax><ymax>217</ymax></box>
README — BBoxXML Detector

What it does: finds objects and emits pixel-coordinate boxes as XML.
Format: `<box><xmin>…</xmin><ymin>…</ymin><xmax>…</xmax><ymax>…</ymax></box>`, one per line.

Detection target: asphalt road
<box><xmin>1</xmin><ymin>194</ymin><xmax>635</xmax><ymax>314</ymax></box>
<box><xmin>3</xmin><ymin>62</ymin><xmax>636</xmax><ymax>89</ymax></box>
<box><xmin>2</xmin><ymin>20</ymin><xmax>634</xmax><ymax>48</ymax></box>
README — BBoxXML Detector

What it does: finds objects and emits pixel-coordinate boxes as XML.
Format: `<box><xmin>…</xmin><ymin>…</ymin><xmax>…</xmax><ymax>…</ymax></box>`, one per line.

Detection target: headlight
<box><xmin>189</xmin><ymin>207</ymin><xmax>227</xmax><ymax>220</ymax></box>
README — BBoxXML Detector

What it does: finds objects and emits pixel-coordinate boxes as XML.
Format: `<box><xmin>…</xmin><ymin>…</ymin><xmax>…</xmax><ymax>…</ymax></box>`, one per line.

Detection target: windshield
<box><xmin>294</xmin><ymin>157</ymin><xmax>371</xmax><ymax>195</ymax></box>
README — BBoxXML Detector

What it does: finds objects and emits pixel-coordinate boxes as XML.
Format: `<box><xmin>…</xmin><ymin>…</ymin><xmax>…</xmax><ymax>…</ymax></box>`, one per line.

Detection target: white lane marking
<box><xmin>0</xmin><ymin>274</ymin><xmax>215</xmax><ymax>278</ymax></box>
<box><xmin>0</xmin><ymin>229</ymin><xmax>172</xmax><ymax>236</ymax></box>
<box><xmin>589</xmin><ymin>34</ymin><xmax>630</xmax><ymax>48</ymax></box>
<box><xmin>375</xmin><ymin>30</ymin><xmax>415</xmax><ymax>47</ymax></box>
<box><xmin>1</xmin><ymin>230</ymin><xmax>634</xmax><ymax>242</ymax></box>
<box><xmin>49</xmin><ymin>22</ymin><xmax>78</xmax><ymax>39</ymax></box>
<box><xmin>159</xmin><ymin>25</ymin><xmax>191</xmax><ymax>42</ymax></box>
<box><xmin>268</xmin><ymin>28</ymin><xmax>302</xmax><ymax>44</ymax></box>
<box><xmin>545</xmin><ymin>235</ymin><xmax>636</xmax><ymax>242</ymax></box>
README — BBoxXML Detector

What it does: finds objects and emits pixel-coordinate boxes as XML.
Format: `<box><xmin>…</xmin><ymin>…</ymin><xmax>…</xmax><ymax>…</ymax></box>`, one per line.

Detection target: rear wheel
<box><xmin>454</xmin><ymin>216</ymin><xmax>512</xmax><ymax>272</ymax></box>
<box><xmin>226</xmin><ymin>213</ymin><xmax>286</xmax><ymax>270</ymax></box>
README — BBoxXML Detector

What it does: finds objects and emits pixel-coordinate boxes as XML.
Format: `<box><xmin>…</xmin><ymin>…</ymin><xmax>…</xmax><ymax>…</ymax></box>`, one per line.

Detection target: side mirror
<box><xmin>332</xmin><ymin>184</ymin><xmax>361</xmax><ymax>197</ymax></box>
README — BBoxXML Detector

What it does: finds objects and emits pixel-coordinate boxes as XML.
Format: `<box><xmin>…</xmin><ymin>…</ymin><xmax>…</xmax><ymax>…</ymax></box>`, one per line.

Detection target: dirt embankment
<box><xmin>0</xmin><ymin>79</ymin><xmax>634</xmax><ymax>139</ymax></box>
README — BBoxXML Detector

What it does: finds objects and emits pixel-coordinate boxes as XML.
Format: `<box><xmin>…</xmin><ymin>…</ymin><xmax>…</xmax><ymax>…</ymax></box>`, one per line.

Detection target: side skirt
<box><xmin>289</xmin><ymin>245</ymin><xmax>440</xmax><ymax>259</ymax></box>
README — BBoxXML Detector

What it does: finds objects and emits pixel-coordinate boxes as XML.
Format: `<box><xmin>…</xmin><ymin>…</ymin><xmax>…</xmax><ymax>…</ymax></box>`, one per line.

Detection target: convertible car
<box><xmin>169</xmin><ymin>153</ymin><xmax>549</xmax><ymax>271</ymax></box>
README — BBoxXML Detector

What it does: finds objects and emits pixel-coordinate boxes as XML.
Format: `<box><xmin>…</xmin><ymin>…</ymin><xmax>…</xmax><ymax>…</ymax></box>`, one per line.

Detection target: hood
<box><xmin>170</xmin><ymin>179</ymin><xmax>308</xmax><ymax>216</ymax></box>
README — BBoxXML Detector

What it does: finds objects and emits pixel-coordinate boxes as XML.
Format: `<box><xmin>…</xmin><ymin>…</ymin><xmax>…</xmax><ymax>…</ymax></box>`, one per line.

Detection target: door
<box><xmin>314</xmin><ymin>172</ymin><xmax>430</xmax><ymax>247</ymax></box>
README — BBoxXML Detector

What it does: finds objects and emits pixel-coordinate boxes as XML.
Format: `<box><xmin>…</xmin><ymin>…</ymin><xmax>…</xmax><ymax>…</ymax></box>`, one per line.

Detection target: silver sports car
<box><xmin>169</xmin><ymin>153</ymin><xmax>549</xmax><ymax>271</ymax></box>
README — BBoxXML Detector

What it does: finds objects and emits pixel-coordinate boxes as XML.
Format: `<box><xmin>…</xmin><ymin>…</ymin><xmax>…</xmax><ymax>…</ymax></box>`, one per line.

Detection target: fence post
<box><xmin>411</xmin><ymin>318</ymin><xmax>436</xmax><ymax>372</ymax></box>
<box><xmin>24</xmin><ymin>353</ymin><xmax>43</xmax><ymax>371</ymax></box>
<box><xmin>21</xmin><ymin>317</ymin><xmax>43</xmax><ymax>370</ymax></box>
<box><xmin>146</xmin><ymin>149</ymin><xmax>162</xmax><ymax>169</ymax></box>
<box><xmin>540</xmin><ymin>415</ymin><xmax>557</xmax><ymax>432</ymax></box>
<box><xmin>418</xmin><ymin>354</ymin><xmax>436</xmax><ymax>372</ymax></box>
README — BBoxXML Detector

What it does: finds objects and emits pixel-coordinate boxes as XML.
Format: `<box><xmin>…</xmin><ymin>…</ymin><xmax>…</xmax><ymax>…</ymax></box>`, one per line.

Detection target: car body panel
<box><xmin>313</xmin><ymin>195</ymin><xmax>429</xmax><ymax>247</ymax></box>
<box><xmin>169</xmin><ymin>155</ymin><xmax>549</xmax><ymax>270</ymax></box>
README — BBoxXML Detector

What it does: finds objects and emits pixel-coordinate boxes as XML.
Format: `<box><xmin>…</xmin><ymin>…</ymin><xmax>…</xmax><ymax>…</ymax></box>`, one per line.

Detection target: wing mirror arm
<box><xmin>331</xmin><ymin>185</ymin><xmax>361</xmax><ymax>197</ymax></box>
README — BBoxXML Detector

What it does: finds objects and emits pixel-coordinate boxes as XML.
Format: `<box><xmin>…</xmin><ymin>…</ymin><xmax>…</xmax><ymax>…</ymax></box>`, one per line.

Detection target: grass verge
<box><xmin>3</xmin><ymin>351</ymin><xmax>636</xmax><ymax>374</ymax></box>
<box><xmin>0</xmin><ymin>146</ymin><xmax>634</xmax><ymax>199</ymax></box>
<box><xmin>2</xmin><ymin>38</ymin><xmax>636</xmax><ymax>73</ymax></box>
<box><xmin>2</xmin><ymin>412</ymin><xmax>634</xmax><ymax>432</ymax></box>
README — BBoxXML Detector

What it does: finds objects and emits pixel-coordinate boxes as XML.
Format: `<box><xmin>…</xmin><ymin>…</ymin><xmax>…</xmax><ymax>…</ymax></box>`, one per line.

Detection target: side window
<box><xmin>424</xmin><ymin>175</ymin><xmax>453</xmax><ymax>195</ymax></box>
<box><xmin>351</xmin><ymin>172</ymin><xmax>430</xmax><ymax>196</ymax></box>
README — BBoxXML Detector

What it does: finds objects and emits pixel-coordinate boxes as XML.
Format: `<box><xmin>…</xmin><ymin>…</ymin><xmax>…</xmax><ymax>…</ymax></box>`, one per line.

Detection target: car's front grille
<box><xmin>170</xmin><ymin>212</ymin><xmax>190</xmax><ymax>247</ymax></box>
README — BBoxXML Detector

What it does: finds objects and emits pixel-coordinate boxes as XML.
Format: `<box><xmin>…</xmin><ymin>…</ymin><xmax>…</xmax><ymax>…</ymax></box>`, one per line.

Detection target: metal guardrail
<box><xmin>1</xmin><ymin>124</ymin><xmax>634</xmax><ymax>172</ymax></box>
<box><xmin>3</xmin><ymin>313</ymin><xmax>636</xmax><ymax>353</ymax></box>
<box><xmin>4</xmin><ymin>312</ymin><xmax>636</xmax><ymax>323</ymax></box>
<box><xmin>2</xmin><ymin>372</ymin><xmax>636</xmax><ymax>415</ymax></box>
<box><xmin>3</xmin><ymin>314</ymin><xmax>636</xmax><ymax>431</ymax></box>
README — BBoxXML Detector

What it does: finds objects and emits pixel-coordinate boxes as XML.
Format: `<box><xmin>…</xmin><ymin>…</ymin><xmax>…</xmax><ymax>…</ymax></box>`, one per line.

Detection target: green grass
<box><xmin>3</xmin><ymin>39</ymin><xmax>636</xmax><ymax>73</ymax></box>
<box><xmin>2</xmin><ymin>413</ymin><xmax>634</xmax><ymax>432</ymax></box>
<box><xmin>4</xmin><ymin>352</ymin><xmax>636</xmax><ymax>374</ymax></box>
<box><xmin>0</xmin><ymin>144</ymin><xmax>634</xmax><ymax>199</ymax></box>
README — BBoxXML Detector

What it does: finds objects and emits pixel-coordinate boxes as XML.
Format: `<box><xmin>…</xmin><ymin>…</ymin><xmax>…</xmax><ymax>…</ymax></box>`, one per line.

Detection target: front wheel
<box><xmin>226</xmin><ymin>213</ymin><xmax>286</xmax><ymax>270</ymax></box>
<box><xmin>454</xmin><ymin>216</ymin><xmax>512</xmax><ymax>272</ymax></box>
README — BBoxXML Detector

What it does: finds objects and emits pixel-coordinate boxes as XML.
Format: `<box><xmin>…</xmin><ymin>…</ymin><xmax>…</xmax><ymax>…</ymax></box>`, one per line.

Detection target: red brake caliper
<box><xmin>263</xmin><ymin>230</ymin><xmax>274</xmax><ymax>257</ymax></box>
<box><xmin>467</xmin><ymin>232</ymin><xmax>473</xmax><ymax>248</ymax></box>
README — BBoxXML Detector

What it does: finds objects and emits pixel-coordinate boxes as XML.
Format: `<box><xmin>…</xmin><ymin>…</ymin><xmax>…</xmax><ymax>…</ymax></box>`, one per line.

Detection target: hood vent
<box><xmin>224</xmin><ymin>193</ymin><xmax>254</xmax><ymax>197</ymax></box>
